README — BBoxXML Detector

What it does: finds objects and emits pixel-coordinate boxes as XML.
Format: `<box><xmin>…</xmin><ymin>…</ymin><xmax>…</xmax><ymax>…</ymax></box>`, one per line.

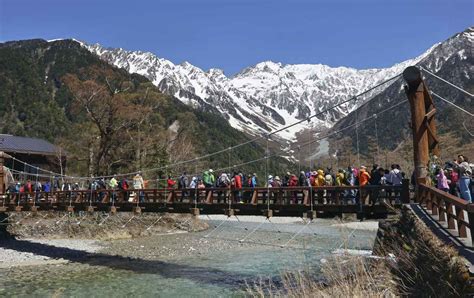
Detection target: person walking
<box><xmin>455</xmin><ymin>155</ymin><xmax>472</xmax><ymax>202</ymax></box>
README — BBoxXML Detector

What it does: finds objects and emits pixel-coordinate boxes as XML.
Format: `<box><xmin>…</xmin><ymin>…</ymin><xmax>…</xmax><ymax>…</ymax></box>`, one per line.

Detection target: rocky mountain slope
<box><xmin>0</xmin><ymin>39</ymin><xmax>291</xmax><ymax>176</ymax></box>
<box><xmin>330</xmin><ymin>27</ymin><xmax>473</xmax><ymax>153</ymax></box>
<box><xmin>80</xmin><ymin>30</ymin><xmax>468</xmax><ymax>142</ymax></box>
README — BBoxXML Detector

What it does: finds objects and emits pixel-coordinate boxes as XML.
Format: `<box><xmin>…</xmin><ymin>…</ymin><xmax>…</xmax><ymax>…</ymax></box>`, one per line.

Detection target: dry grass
<box><xmin>247</xmin><ymin>207</ymin><xmax>472</xmax><ymax>297</ymax></box>
<box><xmin>246</xmin><ymin>256</ymin><xmax>397</xmax><ymax>297</ymax></box>
<box><xmin>374</xmin><ymin>207</ymin><xmax>471</xmax><ymax>296</ymax></box>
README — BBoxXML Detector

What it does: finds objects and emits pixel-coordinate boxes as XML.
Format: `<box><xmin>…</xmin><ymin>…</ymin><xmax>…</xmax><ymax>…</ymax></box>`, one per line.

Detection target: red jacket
<box><xmin>289</xmin><ymin>175</ymin><xmax>298</xmax><ymax>187</ymax></box>
<box><xmin>167</xmin><ymin>179</ymin><xmax>176</xmax><ymax>189</ymax></box>
<box><xmin>234</xmin><ymin>175</ymin><xmax>242</xmax><ymax>189</ymax></box>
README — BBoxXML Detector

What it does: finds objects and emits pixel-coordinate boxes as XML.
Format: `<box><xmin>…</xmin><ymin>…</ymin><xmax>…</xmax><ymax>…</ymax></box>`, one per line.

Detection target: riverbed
<box><xmin>0</xmin><ymin>216</ymin><xmax>378</xmax><ymax>297</ymax></box>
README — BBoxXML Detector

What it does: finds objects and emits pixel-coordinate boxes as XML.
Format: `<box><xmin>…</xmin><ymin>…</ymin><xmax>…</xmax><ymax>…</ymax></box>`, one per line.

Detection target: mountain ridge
<box><xmin>78</xmin><ymin>36</ymin><xmax>447</xmax><ymax>141</ymax></box>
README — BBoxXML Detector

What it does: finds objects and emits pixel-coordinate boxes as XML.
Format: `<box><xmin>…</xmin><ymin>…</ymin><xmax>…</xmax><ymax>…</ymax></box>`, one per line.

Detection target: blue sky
<box><xmin>0</xmin><ymin>0</ymin><xmax>472</xmax><ymax>75</ymax></box>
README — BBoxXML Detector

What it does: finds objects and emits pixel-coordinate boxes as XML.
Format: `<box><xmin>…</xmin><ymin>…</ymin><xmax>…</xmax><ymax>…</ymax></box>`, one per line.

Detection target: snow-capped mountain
<box><xmin>331</xmin><ymin>26</ymin><xmax>473</xmax><ymax>151</ymax></box>
<box><xmin>79</xmin><ymin>27</ymin><xmax>470</xmax><ymax>142</ymax></box>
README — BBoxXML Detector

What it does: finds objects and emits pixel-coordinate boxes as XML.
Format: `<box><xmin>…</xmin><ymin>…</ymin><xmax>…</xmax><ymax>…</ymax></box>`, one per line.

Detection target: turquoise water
<box><xmin>0</xmin><ymin>218</ymin><xmax>377</xmax><ymax>297</ymax></box>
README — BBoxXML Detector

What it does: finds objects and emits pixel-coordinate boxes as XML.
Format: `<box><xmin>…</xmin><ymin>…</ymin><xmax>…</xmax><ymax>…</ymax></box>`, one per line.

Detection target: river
<box><xmin>0</xmin><ymin>216</ymin><xmax>378</xmax><ymax>297</ymax></box>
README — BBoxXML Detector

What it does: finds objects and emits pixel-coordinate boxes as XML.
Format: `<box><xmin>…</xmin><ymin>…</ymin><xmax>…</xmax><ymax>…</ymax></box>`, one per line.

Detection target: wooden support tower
<box><xmin>0</xmin><ymin>151</ymin><xmax>12</xmax><ymax>196</ymax></box>
<box><xmin>403</xmin><ymin>66</ymin><xmax>440</xmax><ymax>185</ymax></box>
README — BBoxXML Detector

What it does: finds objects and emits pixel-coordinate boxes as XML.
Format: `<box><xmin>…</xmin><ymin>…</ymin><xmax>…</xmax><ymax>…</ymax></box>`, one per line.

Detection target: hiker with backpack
<box><xmin>202</xmin><ymin>169</ymin><xmax>215</xmax><ymax>201</ymax></box>
<box><xmin>243</xmin><ymin>173</ymin><xmax>257</xmax><ymax>203</ymax></box>
<box><xmin>217</xmin><ymin>172</ymin><xmax>230</xmax><ymax>203</ymax></box>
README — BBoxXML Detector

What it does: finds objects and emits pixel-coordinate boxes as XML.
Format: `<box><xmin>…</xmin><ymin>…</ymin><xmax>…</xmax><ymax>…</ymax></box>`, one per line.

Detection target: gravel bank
<box><xmin>0</xmin><ymin>239</ymin><xmax>102</xmax><ymax>268</ymax></box>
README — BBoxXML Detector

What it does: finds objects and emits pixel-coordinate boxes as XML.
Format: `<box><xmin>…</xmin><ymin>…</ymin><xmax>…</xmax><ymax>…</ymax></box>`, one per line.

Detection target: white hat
<box><xmin>209</xmin><ymin>169</ymin><xmax>214</xmax><ymax>173</ymax></box>
<box><xmin>268</xmin><ymin>175</ymin><xmax>273</xmax><ymax>179</ymax></box>
<box><xmin>274</xmin><ymin>176</ymin><xmax>281</xmax><ymax>181</ymax></box>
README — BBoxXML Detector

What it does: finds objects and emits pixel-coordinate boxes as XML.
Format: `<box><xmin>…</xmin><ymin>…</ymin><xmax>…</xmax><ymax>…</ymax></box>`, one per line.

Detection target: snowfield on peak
<box><xmin>77</xmin><ymin>28</ymin><xmax>470</xmax><ymax>143</ymax></box>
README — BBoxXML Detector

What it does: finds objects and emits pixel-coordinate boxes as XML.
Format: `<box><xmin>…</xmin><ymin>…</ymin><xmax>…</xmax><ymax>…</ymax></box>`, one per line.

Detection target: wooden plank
<box><xmin>424</xmin><ymin>108</ymin><xmax>436</xmax><ymax>120</ymax></box>
<box><xmin>456</xmin><ymin>206</ymin><xmax>467</xmax><ymax>238</ymax></box>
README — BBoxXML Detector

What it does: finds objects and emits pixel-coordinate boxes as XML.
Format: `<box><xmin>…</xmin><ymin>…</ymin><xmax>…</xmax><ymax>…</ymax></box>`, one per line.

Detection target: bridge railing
<box><xmin>0</xmin><ymin>184</ymin><xmax>407</xmax><ymax>207</ymax></box>
<box><xmin>418</xmin><ymin>183</ymin><xmax>474</xmax><ymax>244</ymax></box>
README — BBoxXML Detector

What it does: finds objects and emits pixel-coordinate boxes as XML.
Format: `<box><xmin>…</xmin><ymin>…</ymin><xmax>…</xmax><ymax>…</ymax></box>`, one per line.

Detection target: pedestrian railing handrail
<box><xmin>418</xmin><ymin>183</ymin><xmax>474</xmax><ymax>244</ymax></box>
<box><xmin>0</xmin><ymin>184</ymin><xmax>406</xmax><ymax>206</ymax></box>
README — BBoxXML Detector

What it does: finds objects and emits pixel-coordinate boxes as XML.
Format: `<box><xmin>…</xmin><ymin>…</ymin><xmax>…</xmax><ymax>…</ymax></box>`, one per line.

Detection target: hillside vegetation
<box><xmin>0</xmin><ymin>39</ymin><xmax>291</xmax><ymax>178</ymax></box>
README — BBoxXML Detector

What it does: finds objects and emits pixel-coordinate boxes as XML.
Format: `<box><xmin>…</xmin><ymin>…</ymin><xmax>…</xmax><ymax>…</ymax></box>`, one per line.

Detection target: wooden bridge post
<box><xmin>0</xmin><ymin>151</ymin><xmax>11</xmax><ymax>195</ymax></box>
<box><xmin>403</xmin><ymin>66</ymin><xmax>439</xmax><ymax>186</ymax></box>
<box><xmin>401</xmin><ymin>179</ymin><xmax>410</xmax><ymax>204</ymax></box>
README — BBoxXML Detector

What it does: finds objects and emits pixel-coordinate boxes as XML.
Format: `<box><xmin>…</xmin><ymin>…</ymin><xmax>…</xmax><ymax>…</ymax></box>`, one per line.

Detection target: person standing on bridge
<box><xmin>436</xmin><ymin>168</ymin><xmax>449</xmax><ymax>193</ymax></box>
<box><xmin>446</xmin><ymin>168</ymin><xmax>459</xmax><ymax>197</ymax></box>
<box><xmin>203</xmin><ymin>169</ymin><xmax>214</xmax><ymax>188</ymax></box>
<box><xmin>217</xmin><ymin>172</ymin><xmax>230</xmax><ymax>203</ymax></box>
<box><xmin>232</xmin><ymin>171</ymin><xmax>242</xmax><ymax>203</ymax></box>
<box><xmin>358</xmin><ymin>166</ymin><xmax>371</xmax><ymax>205</ymax></box>
<box><xmin>288</xmin><ymin>173</ymin><xmax>298</xmax><ymax>204</ymax></box>
<box><xmin>189</xmin><ymin>176</ymin><xmax>198</xmax><ymax>201</ymax></box>
<box><xmin>298</xmin><ymin>171</ymin><xmax>306</xmax><ymax>187</ymax></box>
<box><xmin>455</xmin><ymin>155</ymin><xmax>472</xmax><ymax>203</ymax></box>
<box><xmin>167</xmin><ymin>176</ymin><xmax>176</xmax><ymax>190</ymax></box>
<box><xmin>133</xmin><ymin>172</ymin><xmax>145</xmax><ymax>203</ymax></box>
<box><xmin>118</xmin><ymin>177</ymin><xmax>129</xmax><ymax>202</ymax></box>
<box><xmin>369</xmin><ymin>165</ymin><xmax>382</xmax><ymax>205</ymax></box>
<box><xmin>202</xmin><ymin>169</ymin><xmax>215</xmax><ymax>200</ymax></box>
<box><xmin>178</xmin><ymin>172</ymin><xmax>189</xmax><ymax>201</ymax></box>
<box><xmin>109</xmin><ymin>175</ymin><xmax>118</xmax><ymax>202</ymax></box>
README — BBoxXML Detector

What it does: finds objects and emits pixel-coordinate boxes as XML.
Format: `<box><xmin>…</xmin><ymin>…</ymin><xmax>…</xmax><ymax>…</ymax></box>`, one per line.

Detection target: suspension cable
<box><xmin>355</xmin><ymin>107</ymin><xmax>361</xmax><ymax>167</ymax></box>
<box><xmin>430</xmin><ymin>91</ymin><xmax>474</xmax><ymax>117</ymax></box>
<box><xmin>420</xmin><ymin>67</ymin><xmax>474</xmax><ymax>97</ymax></box>
<box><xmin>266</xmin><ymin>136</ymin><xmax>270</xmax><ymax>212</ymax></box>
<box><xmin>23</xmin><ymin>73</ymin><xmax>401</xmax><ymax>181</ymax></box>
<box><xmin>374</xmin><ymin>114</ymin><xmax>380</xmax><ymax>164</ymax></box>
<box><xmin>7</xmin><ymin>84</ymin><xmax>407</xmax><ymax>186</ymax></box>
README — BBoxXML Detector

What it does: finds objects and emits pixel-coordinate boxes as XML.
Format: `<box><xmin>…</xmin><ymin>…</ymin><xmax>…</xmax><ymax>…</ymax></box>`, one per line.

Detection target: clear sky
<box><xmin>0</xmin><ymin>0</ymin><xmax>472</xmax><ymax>75</ymax></box>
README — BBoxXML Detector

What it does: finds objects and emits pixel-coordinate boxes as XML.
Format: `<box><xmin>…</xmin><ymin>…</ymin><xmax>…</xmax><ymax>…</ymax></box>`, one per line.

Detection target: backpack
<box><xmin>219</xmin><ymin>176</ymin><xmax>229</xmax><ymax>187</ymax></box>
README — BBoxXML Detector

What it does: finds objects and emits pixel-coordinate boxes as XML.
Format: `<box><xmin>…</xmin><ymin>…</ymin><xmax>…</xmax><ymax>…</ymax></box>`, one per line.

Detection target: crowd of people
<box><xmin>433</xmin><ymin>154</ymin><xmax>473</xmax><ymax>203</ymax></box>
<box><xmin>177</xmin><ymin>164</ymin><xmax>406</xmax><ymax>204</ymax></box>
<box><xmin>5</xmin><ymin>154</ymin><xmax>472</xmax><ymax>205</ymax></box>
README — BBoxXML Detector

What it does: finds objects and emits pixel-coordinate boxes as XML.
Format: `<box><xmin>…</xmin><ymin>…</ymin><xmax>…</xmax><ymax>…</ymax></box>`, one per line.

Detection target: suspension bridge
<box><xmin>0</xmin><ymin>66</ymin><xmax>473</xmax><ymax>249</ymax></box>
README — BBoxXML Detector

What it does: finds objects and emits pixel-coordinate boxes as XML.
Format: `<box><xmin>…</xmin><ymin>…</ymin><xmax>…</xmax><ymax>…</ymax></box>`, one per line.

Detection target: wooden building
<box><xmin>0</xmin><ymin>134</ymin><xmax>66</xmax><ymax>174</ymax></box>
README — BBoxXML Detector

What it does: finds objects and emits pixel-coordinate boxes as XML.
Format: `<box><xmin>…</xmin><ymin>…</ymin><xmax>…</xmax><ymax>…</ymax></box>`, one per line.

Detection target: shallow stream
<box><xmin>0</xmin><ymin>217</ymin><xmax>378</xmax><ymax>297</ymax></box>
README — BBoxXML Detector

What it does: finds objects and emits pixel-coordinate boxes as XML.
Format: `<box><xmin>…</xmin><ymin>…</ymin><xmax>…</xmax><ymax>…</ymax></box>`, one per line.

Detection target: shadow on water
<box><xmin>0</xmin><ymin>213</ymin><xmax>14</xmax><ymax>240</ymax></box>
<box><xmin>0</xmin><ymin>237</ymin><xmax>263</xmax><ymax>289</ymax></box>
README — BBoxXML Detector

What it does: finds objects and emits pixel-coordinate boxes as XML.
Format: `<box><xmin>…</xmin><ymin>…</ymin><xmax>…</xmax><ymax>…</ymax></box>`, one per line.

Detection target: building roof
<box><xmin>0</xmin><ymin>134</ymin><xmax>63</xmax><ymax>156</ymax></box>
